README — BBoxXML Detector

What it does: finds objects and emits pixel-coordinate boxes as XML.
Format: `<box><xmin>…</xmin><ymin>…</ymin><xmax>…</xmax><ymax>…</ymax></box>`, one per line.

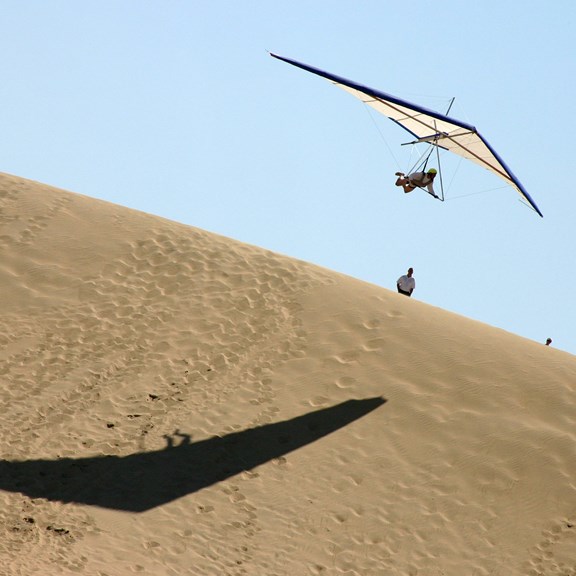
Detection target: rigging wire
<box><xmin>444</xmin><ymin>185</ymin><xmax>508</xmax><ymax>201</ymax></box>
<box><xmin>407</xmin><ymin>144</ymin><xmax>434</xmax><ymax>175</ymax></box>
<box><xmin>363</xmin><ymin>105</ymin><xmax>401</xmax><ymax>169</ymax></box>
<box><xmin>434</xmin><ymin>137</ymin><xmax>445</xmax><ymax>201</ymax></box>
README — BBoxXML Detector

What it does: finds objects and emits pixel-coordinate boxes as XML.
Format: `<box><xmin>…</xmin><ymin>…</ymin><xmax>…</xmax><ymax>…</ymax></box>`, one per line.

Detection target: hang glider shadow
<box><xmin>0</xmin><ymin>397</ymin><xmax>385</xmax><ymax>512</ymax></box>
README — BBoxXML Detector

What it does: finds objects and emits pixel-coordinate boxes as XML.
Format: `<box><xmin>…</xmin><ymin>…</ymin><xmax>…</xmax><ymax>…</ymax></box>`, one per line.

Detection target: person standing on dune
<box><xmin>397</xmin><ymin>267</ymin><xmax>415</xmax><ymax>297</ymax></box>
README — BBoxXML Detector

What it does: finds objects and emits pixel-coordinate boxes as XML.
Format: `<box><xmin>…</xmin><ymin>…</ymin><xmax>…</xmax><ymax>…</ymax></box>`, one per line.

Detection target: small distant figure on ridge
<box><xmin>395</xmin><ymin>169</ymin><xmax>439</xmax><ymax>198</ymax></box>
<box><xmin>545</xmin><ymin>338</ymin><xmax>552</xmax><ymax>346</ymax></box>
<box><xmin>397</xmin><ymin>267</ymin><xmax>415</xmax><ymax>297</ymax></box>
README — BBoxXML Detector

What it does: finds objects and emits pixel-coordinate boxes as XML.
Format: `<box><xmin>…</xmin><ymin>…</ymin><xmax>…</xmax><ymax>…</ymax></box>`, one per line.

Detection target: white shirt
<box><xmin>408</xmin><ymin>172</ymin><xmax>435</xmax><ymax>194</ymax></box>
<box><xmin>397</xmin><ymin>274</ymin><xmax>415</xmax><ymax>293</ymax></box>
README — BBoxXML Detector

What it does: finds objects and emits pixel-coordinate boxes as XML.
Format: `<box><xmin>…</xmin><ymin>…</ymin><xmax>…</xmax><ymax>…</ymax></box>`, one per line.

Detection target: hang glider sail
<box><xmin>270</xmin><ymin>52</ymin><xmax>542</xmax><ymax>217</ymax></box>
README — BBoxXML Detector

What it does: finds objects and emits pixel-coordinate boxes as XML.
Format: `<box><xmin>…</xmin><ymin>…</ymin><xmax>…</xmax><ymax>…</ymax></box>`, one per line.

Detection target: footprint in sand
<box><xmin>524</xmin><ymin>518</ymin><xmax>576</xmax><ymax>575</ymax></box>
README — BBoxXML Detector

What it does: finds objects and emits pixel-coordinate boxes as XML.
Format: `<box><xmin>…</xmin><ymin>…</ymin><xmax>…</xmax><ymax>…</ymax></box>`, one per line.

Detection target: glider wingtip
<box><xmin>526</xmin><ymin>199</ymin><xmax>544</xmax><ymax>218</ymax></box>
<box><xmin>524</xmin><ymin>197</ymin><xmax>543</xmax><ymax>218</ymax></box>
<box><xmin>525</xmin><ymin>193</ymin><xmax>544</xmax><ymax>218</ymax></box>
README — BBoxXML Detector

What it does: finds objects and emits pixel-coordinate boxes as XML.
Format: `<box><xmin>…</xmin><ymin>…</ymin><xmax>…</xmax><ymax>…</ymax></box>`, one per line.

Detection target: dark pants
<box><xmin>397</xmin><ymin>287</ymin><xmax>411</xmax><ymax>297</ymax></box>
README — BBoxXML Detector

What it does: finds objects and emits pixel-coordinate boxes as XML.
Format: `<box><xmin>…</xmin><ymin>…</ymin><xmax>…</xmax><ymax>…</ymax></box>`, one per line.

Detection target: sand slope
<box><xmin>0</xmin><ymin>172</ymin><xmax>574</xmax><ymax>576</ymax></box>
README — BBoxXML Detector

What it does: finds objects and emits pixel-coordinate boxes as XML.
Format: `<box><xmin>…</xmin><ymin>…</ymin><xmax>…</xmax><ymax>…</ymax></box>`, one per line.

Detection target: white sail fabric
<box><xmin>271</xmin><ymin>53</ymin><xmax>542</xmax><ymax>217</ymax></box>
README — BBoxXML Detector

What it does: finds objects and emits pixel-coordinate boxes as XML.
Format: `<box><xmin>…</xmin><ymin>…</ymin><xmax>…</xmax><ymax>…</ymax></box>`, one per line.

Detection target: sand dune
<box><xmin>0</xmin><ymin>172</ymin><xmax>574</xmax><ymax>575</ymax></box>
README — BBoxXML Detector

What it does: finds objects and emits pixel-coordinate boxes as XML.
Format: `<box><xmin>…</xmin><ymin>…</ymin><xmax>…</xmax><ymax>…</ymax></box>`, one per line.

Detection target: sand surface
<box><xmin>0</xmin><ymin>172</ymin><xmax>574</xmax><ymax>575</ymax></box>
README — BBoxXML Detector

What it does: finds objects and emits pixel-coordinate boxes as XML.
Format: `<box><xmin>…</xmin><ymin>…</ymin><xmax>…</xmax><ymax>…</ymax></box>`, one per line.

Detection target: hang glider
<box><xmin>270</xmin><ymin>52</ymin><xmax>542</xmax><ymax>217</ymax></box>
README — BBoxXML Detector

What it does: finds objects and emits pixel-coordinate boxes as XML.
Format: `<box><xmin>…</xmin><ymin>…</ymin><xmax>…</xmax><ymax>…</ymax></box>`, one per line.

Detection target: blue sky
<box><xmin>1</xmin><ymin>1</ymin><xmax>575</xmax><ymax>354</ymax></box>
